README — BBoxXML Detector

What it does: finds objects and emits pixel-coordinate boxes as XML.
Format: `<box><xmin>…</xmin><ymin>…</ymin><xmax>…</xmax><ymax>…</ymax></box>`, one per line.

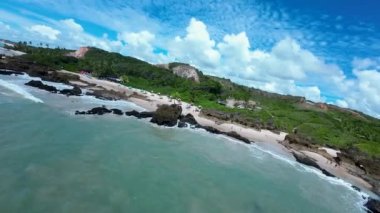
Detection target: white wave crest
<box><xmin>250</xmin><ymin>143</ymin><xmax>369</xmax><ymax>202</ymax></box>
<box><xmin>0</xmin><ymin>79</ymin><xmax>43</xmax><ymax>103</ymax></box>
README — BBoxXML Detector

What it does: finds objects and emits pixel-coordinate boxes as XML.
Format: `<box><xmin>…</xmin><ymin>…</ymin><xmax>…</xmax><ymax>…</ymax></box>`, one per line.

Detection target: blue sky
<box><xmin>1</xmin><ymin>0</ymin><xmax>380</xmax><ymax>117</ymax></box>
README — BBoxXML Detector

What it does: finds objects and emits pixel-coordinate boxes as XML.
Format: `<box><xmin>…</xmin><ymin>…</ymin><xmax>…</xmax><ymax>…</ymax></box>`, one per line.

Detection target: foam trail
<box><xmin>0</xmin><ymin>79</ymin><xmax>43</xmax><ymax>103</ymax></box>
<box><xmin>250</xmin><ymin>143</ymin><xmax>369</xmax><ymax>203</ymax></box>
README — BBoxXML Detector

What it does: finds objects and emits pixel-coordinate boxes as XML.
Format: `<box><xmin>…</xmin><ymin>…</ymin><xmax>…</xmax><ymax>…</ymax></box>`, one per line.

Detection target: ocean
<box><xmin>0</xmin><ymin>74</ymin><xmax>369</xmax><ymax>212</ymax></box>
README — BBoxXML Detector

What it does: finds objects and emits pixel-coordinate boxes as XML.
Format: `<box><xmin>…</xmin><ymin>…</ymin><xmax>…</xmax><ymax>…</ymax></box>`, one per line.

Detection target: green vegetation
<box><xmin>11</xmin><ymin>43</ymin><xmax>380</xmax><ymax>156</ymax></box>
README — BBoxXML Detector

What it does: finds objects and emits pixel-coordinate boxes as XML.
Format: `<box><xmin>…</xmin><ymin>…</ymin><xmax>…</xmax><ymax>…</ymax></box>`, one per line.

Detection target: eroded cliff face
<box><xmin>157</xmin><ymin>63</ymin><xmax>200</xmax><ymax>82</ymax></box>
<box><xmin>66</xmin><ymin>47</ymin><xmax>89</xmax><ymax>58</ymax></box>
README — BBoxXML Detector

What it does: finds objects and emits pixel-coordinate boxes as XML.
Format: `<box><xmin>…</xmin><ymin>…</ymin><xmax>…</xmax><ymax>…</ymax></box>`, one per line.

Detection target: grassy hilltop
<box><xmin>7</xmin><ymin>43</ymin><xmax>380</xmax><ymax>157</ymax></box>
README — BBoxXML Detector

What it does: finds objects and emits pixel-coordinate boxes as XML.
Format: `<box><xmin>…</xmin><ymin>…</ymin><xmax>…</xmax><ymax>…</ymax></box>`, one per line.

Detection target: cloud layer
<box><xmin>1</xmin><ymin>1</ymin><xmax>380</xmax><ymax>118</ymax></box>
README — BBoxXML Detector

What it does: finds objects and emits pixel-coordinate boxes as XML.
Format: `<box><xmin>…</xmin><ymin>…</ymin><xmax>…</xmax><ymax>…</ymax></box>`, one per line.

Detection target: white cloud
<box><xmin>28</xmin><ymin>24</ymin><xmax>61</xmax><ymax>40</ymax></box>
<box><xmin>342</xmin><ymin>68</ymin><xmax>380</xmax><ymax>117</ymax></box>
<box><xmin>168</xmin><ymin>18</ymin><xmax>220</xmax><ymax>68</ymax></box>
<box><xmin>118</xmin><ymin>30</ymin><xmax>169</xmax><ymax>63</ymax></box>
<box><xmin>55</xmin><ymin>19</ymin><xmax>122</xmax><ymax>52</ymax></box>
<box><xmin>60</xmin><ymin>19</ymin><xmax>84</xmax><ymax>32</ymax></box>
<box><xmin>331</xmin><ymin>59</ymin><xmax>380</xmax><ymax>117</ymax></box>
<box><xmin>3</xmin><ymin>12</ymin><xmax>380</xmax><ymax>117</ymax></box>
<box><xmin>352</xmin><ymin>57</ymin><xmax>380</xmax><ymax>70</ymax></box>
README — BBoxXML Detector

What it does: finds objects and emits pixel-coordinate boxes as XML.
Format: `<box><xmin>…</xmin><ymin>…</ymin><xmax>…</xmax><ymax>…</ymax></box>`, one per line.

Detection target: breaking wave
<box><xmin>0</xmin><ymin>79</ymin><xmax>43</xmax><ymax>103</ymax></box>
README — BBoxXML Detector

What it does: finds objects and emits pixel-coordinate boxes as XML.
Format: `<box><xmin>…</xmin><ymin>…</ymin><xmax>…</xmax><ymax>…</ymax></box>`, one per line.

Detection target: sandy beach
<box><xmin>61</xmin><ymin>70</ymin><xmax>373</xmax><ymax>194</ymax></box>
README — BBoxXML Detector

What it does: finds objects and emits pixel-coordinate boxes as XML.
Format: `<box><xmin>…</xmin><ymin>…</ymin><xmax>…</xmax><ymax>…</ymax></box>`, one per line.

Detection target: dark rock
<box><xmin>139</xmin><ymin>111</ymin><xmax>154</xmax><ymax>118</ymax></box>
<box><xmin>86</xmin><ymin>107</ymin><xmax>112</xmax><ymax>115</ymax></box>
<box><xmin>150</xmin><ymin>104</ymin><xmax>182</xmax><ymax>127</ymax></box>
<box><xmin>201</xmin><ymin>125</ymin><xmax>222</xmax><ymax>134</ymax></box>
<box><xmin>365</xmin><ymin>198</ymin><xmax>380</xmax><ymax>213</ymax></box>
<box><xmin>111</xmin><ymin>108</ymin><xmax>123</xmax><ymax>115</ymax></box>
<box><xmin>126</xmin><ymin>110</ymin><xmax>141</xmax><ymax>117</ymax></box>
<box><xmin>60</xmin><ymin>86</ymin><xmax>82</xmax><ymax>96</ymax></box>
<box><xmin>25</xmin><ymin>80</ymin><xmax>58</xmax><ymax>93</ymax></box>
<box><xmin>75</xmin><ymin>107</ymin><xmax>124</xmax><ymax>116</ymax></box>
<box><xmin>46</xmin><ymin>71</ymin><xmax>79</xmax><ymax>84</ymax></box>
<box><xmin>351</xmin><ymin>185</ymin><xmax>361</xmax><ymax>192</ymax></box>
<box><xmin>179</xmin><ymin>113</ymin><xmax>198</xmax><ymax>126</ymax></box>
<box><xmin>125</xmin><ymin>110</ymin><xmax>154</xmax><ymax>119</ymax></box>
<box><xmin>0</xmin><ymin>70</ymin><xmax>23</xmax><ymax>75</ymax></box>
<box><xmin>85</xmin><ymin>89</ymin><xmax>127</xmax><ymax>101</ymax></box>
<box><xmin>320</xmin><ymin>169</ymin><xmax>335</xmax><ymax>177</ymax></box>
<box><xmin>292</xmin><ymin>152</ymin><xmax>335</xmax><ymax>178</ymax></box>
<box><xmin>177</xmin><ymin>121</ymin><xmax>188</xmax><ymax>128</ymax></box>
<box><xmin>333</xmin><ymin>156</ymin><xmax>341</xmax><ymax>165</ymax></box>
<box><xmin>225</xmin><ymin>131</ymin><xmax>251</xmax><ymax>144</ymax></box>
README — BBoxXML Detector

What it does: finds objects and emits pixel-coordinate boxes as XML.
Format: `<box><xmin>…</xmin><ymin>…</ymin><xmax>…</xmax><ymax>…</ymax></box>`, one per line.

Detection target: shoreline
<box><xmin>0</xmin><ymin>70</ymin><xmax>377</xmax><ymax>202</ymax></box>
<box><xmin>59</xmin><ymin>70</ymin><xmax>376</xmax><ymax>196</ymax></box>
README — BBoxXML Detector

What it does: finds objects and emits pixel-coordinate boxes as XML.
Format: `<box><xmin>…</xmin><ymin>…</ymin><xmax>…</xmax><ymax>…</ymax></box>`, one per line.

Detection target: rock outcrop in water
<box><xmin>125</xmin><ymin>110</ymin><xmax>154</xmax><ymax>119</ymax></box>
<box><xmin>292</xmin><ymin>152</ymin><xmax>335</xmax><ymax>177</ymax></box>
<box><xmin>178</xmin><ymin>113</ymin><xmax>199</xmax><ymax>128</ymax></box>
<box><xmin>25</xmin><ymin>80</ymin><xmax>58</xmax><ymax>93</ymax></box>
<box><xmin>111</xmin><ymin>108</ymin><xmax>123</xmax><ymax>115</ymax></box>
<box><xmin>150</xmin><ymin>104</ymin><xmax>182</xmax><ymax>127</ymax></box>
<box><xmin>77</xmin><ymin>104</ymin><xmax>252</xmax><ymax>144</ymax></box>
<box><xmin>76</xmin><ymin>107</ymin><xmax>123</xmax><ymax>116</ymax></box>
<box><xmin>76</xmin><ymin>106</ymin><xmax>113</xmax><ymax>115</ymax></box>
<box><xmin>25</xmin><ymin>80</ymin><xmax>82</xmax><ymax>96</ymax></box>
<box><xmin>60</xmin><ymin>86</ymin><xmax>82</xmax><ymax>96</ymax></box>
<box><xmin>225</xmin><ymin>131</ymin><xmax>251</xmax><ymax>144</ymax></box>
<box><xmin>365</xmin><ymin>198</ymin><xmax>380</xmax><ymax>213</ymax></box>
<box><xmin>0</xmin><ymin>70</ymin><xmax>23</xmax><ymax>76</ymax></box>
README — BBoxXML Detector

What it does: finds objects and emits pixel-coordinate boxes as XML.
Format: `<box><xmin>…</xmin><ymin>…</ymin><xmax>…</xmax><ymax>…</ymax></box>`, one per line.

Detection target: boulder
<box><xmin>351</xmin><ymin>185</ymin><xmax>361</xmax><ymax>192</ymax></box>
<box><xmin>125</xmin><ymin>110</ymin><xmax>154</xmax><ymax>119</ymax></box>
<box><xmin>365</xmin><ymin>198</ymin><xmax>380</xmax><ymax>213</ymax></box>
<box><xmin>150</xmin><ymin>104</ymin><xmax>182</xmax><ymax>127</ymax></box>
<box><xmin>201</xmin><ymin>125</ymin><xmax>222</xmax><ymax>134</ymax></box>
<box><xmin>292</xmin><ymin>152</ymin><xmax>335</xmax><ymax>177</ymax></box>
<box><xmin>225</xmin><ymin>131</ymin><xmax>251</xmax><ymax>144</ymax></box>
<box><xmin>139</xmin><ymin>111</ymin><xmax>154</xmax><ymax>118</ymax></box>
<box><xmin>179</xmin><ymin>113</ymin><xmax>198</xmax><ymax>126</ymax></box>
<box><xmin>25</xmin><ymin>80</ymin><xmax>58</xmax><ymax>93</ymax></box>
<box><xmin>0</xmin><ymin>70</ymin><xmax>23</xmax><ymax>75</ymax></box>
<box><xmin>111</xmin><ymin>108</ymin><xmax>123</xmax><ymax>115</ymax></box>
<box><xmin>86</xmin><ymin>107</ymin><xmax>112</xmax><ymax>115</ymax></box>
<box><xmin>75</xmin><ymin>107</ymin><xmax>124</xmax><ymax>116</ymax></box>
<box><xmin>177</xmin><ymin>121</ymin><xmax>188</xmax><ymax>128</ymax></box>
<box><xmin>60</xmin><ymin>86</ymin><xmax>82</xmax><ymax>96</ymax></box>
<box><xmin>126</xmin><ymin>110</ymin><xmax>141</xmax><ymax>117</ymax></box>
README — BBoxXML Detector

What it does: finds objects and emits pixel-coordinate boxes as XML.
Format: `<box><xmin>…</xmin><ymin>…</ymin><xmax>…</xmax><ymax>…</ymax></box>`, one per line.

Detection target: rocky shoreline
<box><xmin>1</xmin><ymin>68</ymin><xmax>379</xmax><ymax>212</ymax></box>
<box><xmin>75</xmin><ymin>105</ymin><xmax>253</xmax><ymax>144</ymax></box>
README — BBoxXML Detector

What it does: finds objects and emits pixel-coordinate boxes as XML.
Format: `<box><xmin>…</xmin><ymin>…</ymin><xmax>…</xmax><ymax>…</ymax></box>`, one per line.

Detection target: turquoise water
<box><xmin>0</xmin><ymin>75</ymin><xmax>368</xmax><ymax>212</ymax></box>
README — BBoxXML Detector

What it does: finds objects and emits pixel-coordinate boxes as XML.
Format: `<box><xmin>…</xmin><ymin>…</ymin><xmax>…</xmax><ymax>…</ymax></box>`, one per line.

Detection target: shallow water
<box><xmin>0</xmin><ymin>75</ymin><xmax>368</xmax><ymax>212</ymax></box>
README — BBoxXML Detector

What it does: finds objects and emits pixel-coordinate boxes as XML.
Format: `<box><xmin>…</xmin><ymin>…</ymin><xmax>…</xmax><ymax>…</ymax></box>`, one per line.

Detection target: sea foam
<box><xmin>0</xmin><ymin>79</ymin><xmax>43</xmax><ymax>103</ymax></box>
